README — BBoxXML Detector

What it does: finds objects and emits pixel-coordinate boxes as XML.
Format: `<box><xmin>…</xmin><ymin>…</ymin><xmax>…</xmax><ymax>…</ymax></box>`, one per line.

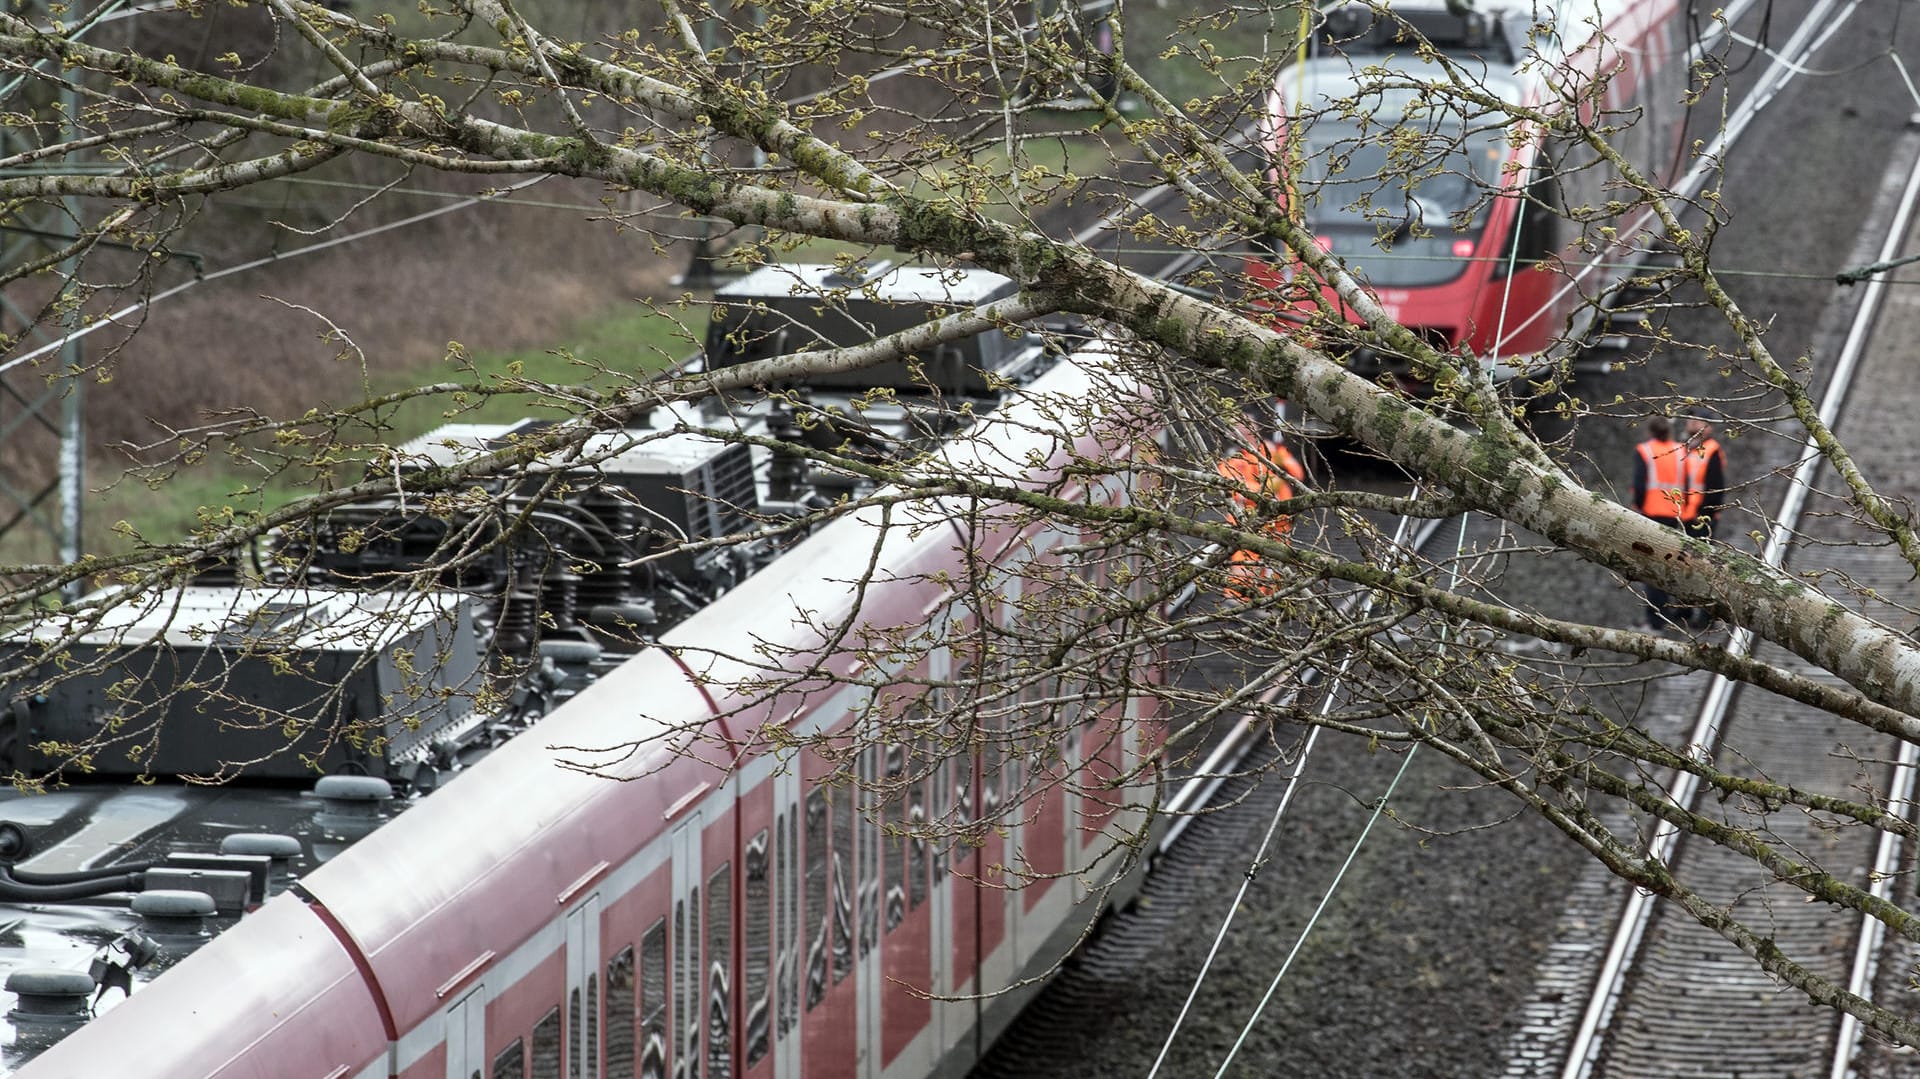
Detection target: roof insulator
<box><xmin>219</xmin><ymin>833</ymin><xmax>302</xmax><ymax>861</ymax></box>
<box><xmin>5</xmin><ymin>968</ymin><xmax>94</xmax><ymax>1025</ymax></box>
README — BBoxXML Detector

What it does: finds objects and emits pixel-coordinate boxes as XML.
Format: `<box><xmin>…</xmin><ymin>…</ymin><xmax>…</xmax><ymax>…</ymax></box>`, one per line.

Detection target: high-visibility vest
<box><xmin>1223</xmin><ymin>546</ymin><xmax>1280</xmax><ymax>601</ymax></box>
<box><xmin>1218</xmin><ymin>442</ymin><xmax>1299</xmax><ymax>532</ymax></box>
<box><xmin>1637</xmin><ymin>438</ymin><xmax>1687</xmax><ymax>518</ymax></box>
<box><xmin>1682</xmin><ymin>438</ymin><xmax>1721</xmax><ymax>520</ymax></box>
<box><xmin>1217</xmin><ymin>441</ymin><xmax>1302</xmax><ymax>599</ymax></box>
<box><xmin>1274</xmin><ymin>441</ymin><xmax>1307</xmax><ymax>484</ymax></box>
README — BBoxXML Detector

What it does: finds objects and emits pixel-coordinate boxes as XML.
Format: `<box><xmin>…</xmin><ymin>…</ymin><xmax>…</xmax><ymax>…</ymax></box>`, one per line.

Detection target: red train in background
<box><xmin>1249</xmin><ymin>0</ymin><xmax>1691</xmax><ymax>385</ymax></box>
<box><xmin>18</xmin><ymin>334</ymin><xmax>1169</xmax><ymax>1079</ymax></box>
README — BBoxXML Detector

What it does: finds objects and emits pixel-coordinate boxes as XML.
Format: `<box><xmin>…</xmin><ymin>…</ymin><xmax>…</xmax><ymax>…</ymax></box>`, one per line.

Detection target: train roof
<box><xmin>1280</xmin><ymin>56</ymin><xmax>1525</xmax><ymax>116</ymax></box>
<box><xmin>397</xmin><ymin>418</ymin><xmax>734</xmax><ymax>476</ymax></box>
<box><xmin>718</xmin><ymin>260</ymin><xmax>1014</xmax><ymax>307</ymax></box>
<box><xmin>0</xmin><ymin>779</ymin><xmax>411</xmax><ymax>1074</ymax></box>
<box><xmin>1286</xmin><ymin>0</ymin><xmax>1675</xmax><ymax>111</ymax></box>
<box><xmin>7</xmin><ymin>584</ymin><xmax>465</xmax><ymax>652</ymax></box>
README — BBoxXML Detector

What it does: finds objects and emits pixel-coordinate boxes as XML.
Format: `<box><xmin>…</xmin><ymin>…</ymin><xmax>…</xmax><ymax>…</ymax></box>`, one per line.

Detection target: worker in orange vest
<box><xmin>1217</xmin><ymin>429</ymin><xmax>1307</xmax><ymax>599</ymax></box>
<box><xmin>1630</xmin><ymin>415</ymin><xmax>1691</xmax><ymax>631</ymax></box>
<box><xmin>1680</xmin><ymin>412</ymin><xmax>1726</xmax><ymax>542</ymax></box>
<box><xmin>1680</xmin><ymin>412</ymin><xmax>1727</xmax><ymax>627</ymax></box>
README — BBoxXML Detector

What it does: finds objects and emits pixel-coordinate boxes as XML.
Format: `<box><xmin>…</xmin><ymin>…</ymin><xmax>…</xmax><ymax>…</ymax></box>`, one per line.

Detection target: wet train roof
<box><xmin>10</xmin><ymin>585</ymin><xmax>465</xmax><ymax>652</ymax></box>
<box><xmin>397</xmin><ymin>418</ymin><xmax>736</xmax><ymax>475</ymax></box>
<box><xmin>0</xmin><ymin>780</ymin><xmax>409</xmax><ymax>1073</ymax></box>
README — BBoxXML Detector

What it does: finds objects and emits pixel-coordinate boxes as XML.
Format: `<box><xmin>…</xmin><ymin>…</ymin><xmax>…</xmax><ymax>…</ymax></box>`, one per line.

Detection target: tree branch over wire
<box><xmin>4</xmin><ymin>0</ymin><xmax>1920</xmax><ymax>1052</ymax></box>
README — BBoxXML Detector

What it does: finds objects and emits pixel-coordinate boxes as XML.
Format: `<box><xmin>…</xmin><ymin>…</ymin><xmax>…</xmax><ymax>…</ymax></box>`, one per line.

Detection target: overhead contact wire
<box><xmin>1145</xmin><ymin>494</ymin><xmax>1443</xmax><ymax>1076</ymax></box>
<box><xmin>1204</xmin><ymin>510</ymin><xmax>1474</xmax><ymax>1075</ymax></box>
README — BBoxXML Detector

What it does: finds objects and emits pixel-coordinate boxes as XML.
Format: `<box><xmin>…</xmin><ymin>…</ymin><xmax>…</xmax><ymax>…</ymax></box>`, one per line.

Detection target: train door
<box><xmin>702</xmin><ymin>815</ymin><xmax>735</xmax><ymax>1079</ymax></box>
<box><xmin>794</xmin><ymin>689</ymin><xmax>865</xmax><ymax>1079</ymax></box>
<box><xmin>878</xmin><ymin>700</ymin><xmax>931</xmax><ymax>1074</ymax></box>
<box><xmin>444</xmin><ymin>985</ymin><xmax>486</xmax><ymax>1079</ymax></box>
<box><xmin>1000</xmin><ymin>669</ymin><xmax>1025</xmax><ymax>979</ymax></box>
<box><xmin>671</xmin><ymin>818</ymin><xmax>703</xmax><ymax>1079</ymax></box>
<box><xmin>999</xmin><ymin>570</ymin><xmax>1029</xmax><ymax>982</ymax></box>
<box><xmin>566</xmin><ymin>897</ymin><xmax>603</xmax><ymax>1079</ymax></box>
<box><xmin>772</xmin><ymin>761</ymin><xmax>802</xmax><ymax>1079</ymax></box>
<box><xmin>943</xmin><ymin>636</ymin><xmax>984</xmax><ymax>1068</ymax></box>
<box><xmin>855</xmin><ymin>744</ymin><xmax>883</xmax><ymax>1079</ymax></box>
<box><xmin>974</xmin><ymin>586</ymin><xmax>1016</xmax><ymax>996</ymax></box>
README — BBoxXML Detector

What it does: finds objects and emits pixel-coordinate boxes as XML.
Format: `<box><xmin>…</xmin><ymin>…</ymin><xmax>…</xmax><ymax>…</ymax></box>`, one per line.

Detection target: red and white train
<box><xmin>18</xmin><ymin>337</ymin><xmax>1169</xmax><ymax>1079</ymax></box>
<box><xmin>1249</xmin><ymin>0</ymin><xmax>1691</xmax><ymax>383</ymax></box>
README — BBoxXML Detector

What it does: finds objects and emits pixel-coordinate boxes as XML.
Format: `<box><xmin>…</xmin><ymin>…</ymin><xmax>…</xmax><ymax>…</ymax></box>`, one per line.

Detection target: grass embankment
<box><xmin>85</xmin><ymin>0</ymin><xmax>1296</xmax><ymax>562</ymax></box>
<box><xmin>91</xmin><ymin>303</ymin><xmax>701</xmax><ymax>561</ymax></box>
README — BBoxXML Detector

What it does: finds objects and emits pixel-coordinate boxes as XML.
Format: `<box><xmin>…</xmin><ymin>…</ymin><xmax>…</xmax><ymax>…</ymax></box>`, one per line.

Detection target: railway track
<box><xmin>968</xmin><ymin>0</ymin><xmax>1920</xmax><ymax>1071</ymax></box>
<box><xmin>970</xmin><ymin>499</ymin><xmax>1451</xmax><ymax>1078</ymax></box>
<box><xmin>1521</xmin><ymin>118</ymin><xmax>1920</xmax><ymax>1079</ymax></box>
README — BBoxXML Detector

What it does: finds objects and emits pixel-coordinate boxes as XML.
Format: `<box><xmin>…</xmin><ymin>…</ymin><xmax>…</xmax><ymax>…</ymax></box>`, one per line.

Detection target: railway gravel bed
<box><xmin>973</xmin><ymin>642</ymin><xmax>1589</xmax><ymax>1078</ymax></box>
<box><xmin>1586</xmin><ymin>181</ymin><xmax>1920</xmax><ymax>1074</ymax></box>
<box><xmin>972</xmin><ymin>0</ymin><xmax>1920</xmax><ymax>1072</ymax></box>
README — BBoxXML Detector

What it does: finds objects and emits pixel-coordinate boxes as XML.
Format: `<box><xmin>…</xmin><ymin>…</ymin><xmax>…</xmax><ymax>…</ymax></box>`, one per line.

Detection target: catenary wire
<box><xmin>1206</xmin><ymin>509</ymin><xmax>1475</xmax><ymax>1077</ymax></box>
<box><xmin>1142</xmin><ymin>495</ymin><xmax>1432</xmax><ymax>1079</ymax></box>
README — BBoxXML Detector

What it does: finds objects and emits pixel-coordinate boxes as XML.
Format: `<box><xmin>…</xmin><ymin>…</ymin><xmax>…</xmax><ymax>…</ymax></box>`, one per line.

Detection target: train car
<box><xmin>16</xmin><ymin>335</ymin><xmax>1169</xmax><ymax>1079</ymax></box>
<box><xmin>1248</xmin><ymin>0</ymin><xmax>1689</xmax><ymax>386</ymax></box>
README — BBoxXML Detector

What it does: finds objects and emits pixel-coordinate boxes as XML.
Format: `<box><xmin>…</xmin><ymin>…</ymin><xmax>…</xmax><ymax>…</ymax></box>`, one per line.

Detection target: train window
<box><xmin>744</xmin><ymin>830</ymin><xmax>771</xmax><ymax>1067</ymax></box>
<box><xmin>804</xmin><ymin>787</ymin><xmax>829</xmax><ymax>1010</ymax></box>
<box><xmin>831</xmin><ymin>785</ymin><xmax>853</xmax><ymax>985</ymax></box>
<box><xmin>955</xmin><ymin>750</ymin><xmax>975</xmax><ymax>827</ymax></box>
<box><xmin>884</xmin><ymin>744</ymin><xmax>906</xmax><ymax>933</ymax></box>
<box><xmin>907</xmin><ymin>753</ymin><xmax>928</xmax><ymax>910</ymax></box>
<box><xmin>532</xmin><ymin>1007</ymin><xmax>563</xmax><ymax>1079</ymax></box>
<box><xmin>587</xmin><ymin>972</ymin><xmax>599</xmax><ymax>1079</ymax></box>
<box><xmin>928</xmin><ymin>739</ymin><xmax>950</xmax><ymax>881</ymax></box>
<box><xmin>707</xmin><ymin>863</ymin><xmax>732</xmax><ymax>1079</ymax></box>
<box><xmin>784</xmin><ymin>809</ymin><xmax>800</xmax><ymax>1032</ymax></box>
<box><xmin>641</xmin><ymin>921</ymin><xmax>668</xmax><ymax>1079</ymax></box>
<box><xmin>857</xmin><ymin>745</ymin><xmax>880</xmax><ymax>961</ymax></box>
<box><xmin>1496</xmin><ymin>167</ymin><xmax>1562</xmax><ymax>278</ymax></box>
<box><xmin>494</xmin><ymin>1039</ymin><xmax>526</xmax><ymax>1079</ymax></box>
<box><xmin>675</xmin><ymin>886</ymin><xmax>701</xmax><ymax>1079</ymax></box>
<box><xmin>570</xmin><ymin>988</ymin><xmax>582</xmax><ymax>1079</ymax></box>
<box><xmin>1007</xmin><ymin>678</ymin><xmax>1032</xmax><ymax>807</ymax></box>
<box><xmin>775</xmin><ymin>811</ymin><xmax>797</xmax><ymax>1041</ymax></box>
<box><xmin>981</xmin><ymin>688</ymin><xmax>1003</xmax><ymax>818</ymax></box>
<box><xmin>607</xmin><ymin>947</ymin><xmax>636</xmax><ymax>1079</ymax></box>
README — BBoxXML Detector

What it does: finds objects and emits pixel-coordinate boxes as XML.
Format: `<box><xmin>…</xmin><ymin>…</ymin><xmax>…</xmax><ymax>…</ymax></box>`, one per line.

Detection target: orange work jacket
<box><xmin>1218</xmin><ymin>440</ymin><xmax>1305</xmax><ymax>600</ymax></box>
<box><xmin>1636</xmin><ymin>438</ymin><xmax>1687</xmax><ymax>519</ymax></box>
<box><xmin>1218</xmin><ymin>440</ymin><xmax>1304</xmax><ymax>533</ymax></box>
<box><xmin>1681</xmin><ymin>438</ymin><xmax>1721</xmax><ymax>520</ymax></box>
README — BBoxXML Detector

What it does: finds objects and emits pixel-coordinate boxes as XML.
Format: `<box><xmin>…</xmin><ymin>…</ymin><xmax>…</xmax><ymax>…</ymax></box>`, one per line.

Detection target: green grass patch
<box><xmin>85</xmin><ymin>302</ymin><xmax>702</xmax><ymax>561</ymax></box>
<box><xmin>346</xmin><ymin>302</ymin><xmax>703</xmax><ymax>441</ymax></box>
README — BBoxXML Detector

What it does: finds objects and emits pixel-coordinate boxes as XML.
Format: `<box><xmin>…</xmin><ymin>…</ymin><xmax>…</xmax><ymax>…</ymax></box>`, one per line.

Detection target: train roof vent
<box><xmin>704</xmin><ymin>263</ymin><xmax>1026</xmax><ymax>396</ymax></box>
<box><xmin>0</xmin><ymin>586</ymin><xmax>485</xmax><ymax>780</ymax></box>
<box><xmin>5</xmin><ymin>969</ymin><xmax>93</xmax><ymax>1026</ymax></box>
<box><xmin>1319</xmin><ymin>3</ymin><xmax>1512</xmax><ymax>62</ymax></box>
<box><xmin>397</xmin><ymin>421</ymin><xmax>762</xmax><ymax>583</ymax></box>
<box><xmin>566</xmin><ymin>428</ymin><xmax>760</xmax><ymax>582</ymax></box>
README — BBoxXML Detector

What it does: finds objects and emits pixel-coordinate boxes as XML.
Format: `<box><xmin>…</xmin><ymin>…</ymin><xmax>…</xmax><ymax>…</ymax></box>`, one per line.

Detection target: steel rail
<box><xmin>1822</xmin><ymin>133</ymin><xmax>1920</xmax><ymax>1079</ymax></box>
<box><xmin>1557</xmin><ymin>69</ymin><xmax>1920</xmax><ymax>1079</ymax></box>
<box><xmin>1490</xmin><ymin>0</ymin><xmax>1830</xmax><ymax>357</ymax></box>
<box><xmin>1155</xmin><ymin>512</ymin><xmax>1449</xmax><ymax>852</ymax></box>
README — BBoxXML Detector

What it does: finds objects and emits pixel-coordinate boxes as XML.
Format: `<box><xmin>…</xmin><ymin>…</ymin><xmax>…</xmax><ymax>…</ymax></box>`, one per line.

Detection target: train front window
<box><xmin>1298</xmin><ymin>125</ymin><xmax>1507</xmax><ymax>287</ymax></box>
